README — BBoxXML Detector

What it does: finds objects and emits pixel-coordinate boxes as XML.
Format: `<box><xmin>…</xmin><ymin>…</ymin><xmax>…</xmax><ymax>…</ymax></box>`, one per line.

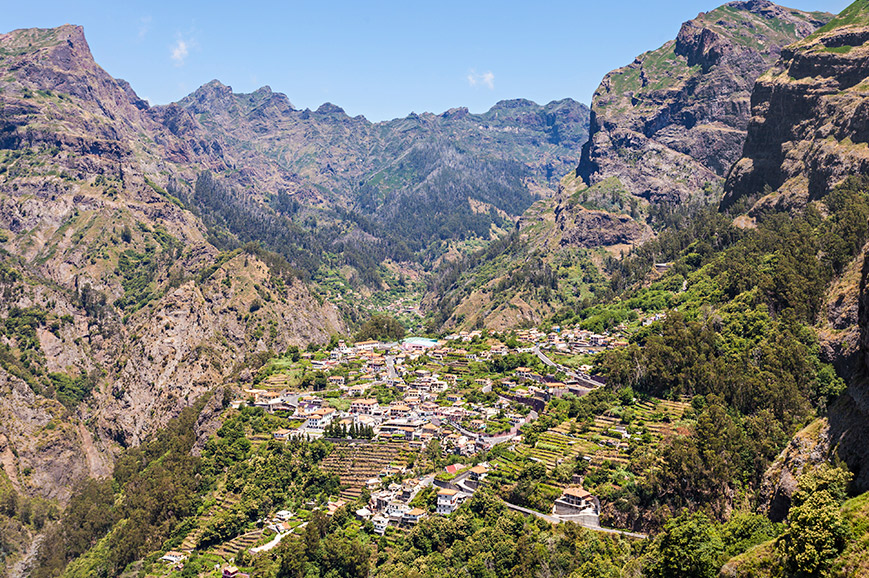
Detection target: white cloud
<box><xmin>171</xmin><ymin>38</ymin><xmax>189</xmax><ymax>66</ymax></box>
<box><xmin>138</xmin><ymin>16</ymin><xmax>151</xmax><ymax>40</ymax></box>
<box><xmin>467</xmin><ymin>70</ymin><xmax>495</xmax><ymax>90</ymax></box>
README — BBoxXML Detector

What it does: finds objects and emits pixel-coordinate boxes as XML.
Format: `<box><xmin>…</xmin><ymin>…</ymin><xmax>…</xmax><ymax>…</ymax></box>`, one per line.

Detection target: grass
<box><xmin>810</xmin><ymin>0</ymin><xmax>869</xmax><ymax>39</ymax></box>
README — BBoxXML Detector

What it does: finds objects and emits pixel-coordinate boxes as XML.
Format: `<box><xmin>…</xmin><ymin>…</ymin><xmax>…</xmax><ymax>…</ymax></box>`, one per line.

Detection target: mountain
<box><xmin>720</xmin><ymin>0</ymin><xmax>869</xmax><ymax>215</ymax></box>
<box><xmin>174</xmin><ymin>81</ymin><xmax>589</xmax><ymax>258</ymax></box>
<box><xmin>423</xmin><ymin>0</ymin><xmax>830</xmax><ymax>332</ymax></box>
<box><xmin>578</xmin><ymin>0</ymin><xmax>830</xmax><ymax>205</ymax></box>
<box><xmin>718</xmin><ymin>0</ymin><xmax>869</xmax><ymax>503</ymax></box>
<box><xmin>0</xmin><ymin>24</ymin><xmax>346</xmax><ymax>505</ymax></box>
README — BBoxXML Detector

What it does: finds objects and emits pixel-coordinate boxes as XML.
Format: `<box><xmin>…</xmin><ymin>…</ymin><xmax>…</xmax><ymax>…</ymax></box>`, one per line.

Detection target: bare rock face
<box><xmin>828</xmin><ymin>247</ymin><xmax>869</xmax><ymax>493</ymax></box>
<box><xmin>555</xmin><ymin>203</ymin><xmax>653</xmax><ymax>249</ymax></box>
<box><xmin>0</xmin><ymin>24</ymin><xmax>346</xmax><ymax>505</ymax></box>
<box><xmin>721</xmin><ymin>12</ymin><xmax>869</xmax><ymax>210</ymax></box>
<box><xmin>759</xmin><ymin>419</ymin><xmax>831</xmax><ymax>521</ymax></box>
<box><xmin>0</xmin><ymin>368</ymin><xmax>105</xmax><ymax>503</ymax></box>
<box><xmin>579</xmin><ymin>1</ymin><xmax>829</xmax><ymax>204</ymax></box>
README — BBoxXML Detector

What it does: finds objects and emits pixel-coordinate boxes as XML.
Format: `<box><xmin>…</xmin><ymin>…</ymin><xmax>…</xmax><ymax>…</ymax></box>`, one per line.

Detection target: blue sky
<box><xmin>2</xmin><ymin>0</ymin><xmax>853</xmax><ymax>121</ymax></box>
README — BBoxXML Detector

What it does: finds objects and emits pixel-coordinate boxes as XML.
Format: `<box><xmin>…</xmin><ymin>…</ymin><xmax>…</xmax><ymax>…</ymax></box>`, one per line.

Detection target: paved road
<box><xmin>448</xmin><ymin>422</ymin><xmax>518</xmax><ymax>446</ymax></box>
<box><xmin>502</xmin><ymin>501</ymin><xmax>561</xmax><ymax>524</ymax></box>
<box><xmin>501</xmin><ymin>501</ymin><xmax>647</xmax><ymax>539</ymax></box>
<box><xmin>251</xmin><ymin>521</ymin><xmax>308</xmax><ymax>553</ymax></box>
<box><xmin>532</xmin><ymin>346</ymin><xmax>601</xmax><ymax>389</ymax></box>
<box><xmin>385</xmin><ymin>356</ymin><xmax>398</xmax><ymax>380</ymax></box>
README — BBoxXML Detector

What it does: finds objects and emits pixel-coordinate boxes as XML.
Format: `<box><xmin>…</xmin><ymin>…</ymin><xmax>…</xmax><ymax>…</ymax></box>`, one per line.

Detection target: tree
<box><xmin>354</xmin><ymin>314</ymin><xmax>405</xmax><ymax>341</ymax></box>
<box><xmin>277</xmin><ymin>537</ymin><xmax>306</xmax><ymax>578</ymax></box>
<box><xmin>778</xmin><ymin>491</ymin><xmax>850</xmax><ymax>577</ymax></box>
<box><xmin>651</xmin><ymin>512</ymin><xmax>724</xmax><ymax>578</ymax></box>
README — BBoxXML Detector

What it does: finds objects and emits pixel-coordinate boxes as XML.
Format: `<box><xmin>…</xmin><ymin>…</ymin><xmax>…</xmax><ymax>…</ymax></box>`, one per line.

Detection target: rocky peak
<box><xmin>721</xmin><ymin>0</ymin><xmax>869</xmax><ymax>212</ymax></box>
<box><xmin>675</xmin><ymin>19</ymin><xmax>730</xmax><ymax>70</ymax></box>
<box><xmin>440</xmin><ymin>106</ymin><xmax>469</xmax><ymax>120</ymax></box>
<box><xmin>490</xmin><ymin>98</ymin><xmax>537</xmax><ymax>111</ymax></box>
<box><xmin>249</xmin><ymin>85</ymin><xmax>295</xmax><ymax>110</ymax></box>
<box><xmin>578</xmin><ymin>1</ymin><xmax>831</xmax><ymax>205</ymax></box>
<box><xmin>182</xmin><ymin>79</ymin><xmax>235</xmax><ymax>112</ymax></box>
<box><xmin>315</xmin><ymin>102</ymin><xmax>347</xmax><ymax>115</ymax></box>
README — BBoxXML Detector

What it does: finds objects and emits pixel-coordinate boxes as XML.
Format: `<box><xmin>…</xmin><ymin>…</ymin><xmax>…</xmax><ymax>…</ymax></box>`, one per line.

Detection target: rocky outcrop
<box><xmin>555</xmin><ymin>203</ymin><xmax>653</xmax><ymax>248</ymax></box>
<box><xmin>758</xmin><ymin>419</ymin><xmax>832</xmax><ymax>521</ymax></box>
<box><xmin>828</xmin><ymin>245</ymin><xmax>869</xmax><ymax>493</ymax></box>
<box><xmin>0</xmin><ymin>368</ymin><xmax>101</xmax><ymax>503</ymax></box>
<box><xmin>579</xmin><ymin>1</ymin><xmax>829</xmax><ymax>204</ymax></box>
<box><xmin>721</xmin><ymin>8</ymin><xmax>869</xmax><ymax>210</ymax></box>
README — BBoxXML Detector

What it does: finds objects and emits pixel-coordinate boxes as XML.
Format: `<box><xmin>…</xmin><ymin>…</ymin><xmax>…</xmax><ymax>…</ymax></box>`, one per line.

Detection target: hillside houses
<box><xmin>244</xmin><ymin>324</ymin><xmax>627</xmax><ymax>455</ymax></box>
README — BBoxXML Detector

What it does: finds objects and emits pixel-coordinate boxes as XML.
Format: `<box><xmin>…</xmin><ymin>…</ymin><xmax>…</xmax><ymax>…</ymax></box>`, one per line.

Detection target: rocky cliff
<box><xmin>579</xmin><ymin>0</ymin><xmax>829</xmax><ymax>205</ymax></box>
<box><xmin>721</xmin><ymin>1</ymin><xmax>869</xmax><ymax>213</ymax></box>
<box><xmin>0</xmin><ymin>25</ymin><xmax>345</xmax><ymax>508</ymax></box>
<box><xmin>714</xmin><ymin>1</ymin><xmax>869</xmax><ymax>495</ymax></box>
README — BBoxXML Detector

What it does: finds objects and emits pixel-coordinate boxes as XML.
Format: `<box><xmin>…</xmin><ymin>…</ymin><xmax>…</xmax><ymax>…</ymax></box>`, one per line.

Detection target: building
<box><xmin>403</xmin><ymin>507</ymin><xmax>427</xmax><ymax>525</ymax></box>
<box><xmin>350</xmin><ymin>398</ymin><xmax>378</xmax><ymax>415</ymax></box>
<box><xmin>437</xmin><ymin>488</ymin><xmax>460</xmax><ymax>515</ymax></box>
<box><xmin>469</xmin><ymin>465</ymin><xmax>488</xmax><ymax>482</ymax></box>
<box><xmin>306</xmin><ymin>407</ymin><xmax>336</xmax><ymax>429</ymax></box>
<box><xmin>160</xmin><ymin>551</ymin><xmax>186</xmax><ymax>564</ymax></box>
<box><xmin>372</xmin><ymin>515</ymin><xmax>389</xmax><ymax>535</ymax></box>
<box><xmin>328</xmin><ymin>375</ymin><xmax>345</xmax><ymax>387</ymax></box>
<box><xmin>356</xmin><ymin>340</ymin><xmax>380</xmax><ymax>351</ymax></box>
<box><xmin>222</xmin><ymin>566</ymin><xmax>250</xmax><ymax>578</ymax></box>
<box><xmin>273</xmin><ymin>428</ymin><xmax>292</xmax><ymax>440</ymax></box>
<box><xmin>515</xmin><ymin>367</ymin><xmax>534</xmax><ymax>380</ymax></box>
<box><xmin>389</xmin><ymin>404</ymin><xmax>411</xmax><ymax>419</ymax></box>
<box><xmin>558</xmin><ymin>487</ymin><xmax>596</xmax><ymax>510</ymax></box>
<box><xmin>386</xmin><ymin>500</ymin><xmax>410</xmax><ymax>519</ymax></box>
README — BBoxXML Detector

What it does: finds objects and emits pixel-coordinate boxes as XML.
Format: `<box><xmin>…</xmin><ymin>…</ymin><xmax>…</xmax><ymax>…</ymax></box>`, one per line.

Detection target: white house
<box><xmin>372</xmin><ymin>515</ymin><xmax>389</xmax><ymax>535</ymax></box>
<box><xmin>436</xmin><ymin>488</ymin><xmax>460</xmax><ymax>515</ymax></box>
<box><xmin>160</xmin><ymin>551</ymin><xmax>186</xmax><ymax>564</ymax></box>
<box><xmin>350</xmin><ymin>398</ymin><xmax>378</xmax><ymax>415</ymax></box>
<box><xmin>403</xmin><ymin>508</ymin><xmax>427</xmax><ymax>525</ymax></box>
<box><xmin>386</xmin><ymin>500</ymin><xmax>410</xmax><ymax>520</ymax></box>
<box><xmin>306</xmin><ymin>407</ymin><xmax>336</xmax><ymax>429</ymax></box>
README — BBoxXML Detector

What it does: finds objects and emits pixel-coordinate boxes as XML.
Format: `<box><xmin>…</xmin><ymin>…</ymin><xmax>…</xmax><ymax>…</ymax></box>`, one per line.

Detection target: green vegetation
<box><xmin>354</xmin><ymin>314</ymin><xmax>406</xmax><ymax>341</ymax></box>
<box><xmin>428</xmin><ymin>226</ymin><xmax>609</xmax><ymax>330</ymax></box>
<box><xmin>810</xmin><ymin>0</ymin><xmax>869</xmax><ymax>38</ymax></box>
<box><xmin>360</xmin><ymin>491</ymin><xmax>641</xmax><ymax>578</ymax></box>
<box><xmin>114</xmin><ymin>226</ymin><xmax>181</xmax><ymax>312</ymax></box>
<box><xmin>33</xmin><ymin>395</ymin><xmax>212</xmax><ymax>578</ymax></box>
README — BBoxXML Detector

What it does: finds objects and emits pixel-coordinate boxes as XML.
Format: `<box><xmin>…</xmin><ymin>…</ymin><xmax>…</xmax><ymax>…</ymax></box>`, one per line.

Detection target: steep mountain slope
<box><xmin>579</xmin><ymin>0</ymin><xmax>829</xmax><ymax>205</ymax></box>
<box><xmin>424</xmin><ymin>0</ymin><xmax>828</xmax><ymax>331</ymax></box>
<box><xmin>721</xmin><ymin>0</ymin><xmax>869</xmax><ymax>214</ymax></box>
<box><xmin>0</xmin><ymin>25</ymin><xmax>345</xmax><ymax>507</ymax></box>
<box><xmin>714</xmin><ymin>1</ymin><xmax>869</xmax><ymax>496</ymax></box>
<box><xmin>176</xmin><ymin>81</ymin><xmax>589</xmax><ymax>255</ymax></box>
<box><xmin>424</xmin><ymin>171</ymin><xmax>652</xmax><ymax>331</ymax></box>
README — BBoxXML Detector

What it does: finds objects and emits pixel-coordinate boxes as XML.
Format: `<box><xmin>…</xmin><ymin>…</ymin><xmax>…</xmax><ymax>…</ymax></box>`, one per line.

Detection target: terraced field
<box><xmin>180</xmin><ymin>492</ymin><xmax>243</xmax><ymax>553</ymax></box>
<box><xmin>211</xmin><ymin>529</ymin><xmax>264</xmax><ymax>560</ymax></box>
<box><xmin>492</xmin><ymin>397</ymin><xmax>690</xmax><ymax>475</ymax></box>
<box><xmin>321</xmin><ymin>442</ymin><xmax>411</xmax><ymax>493</ymax></box>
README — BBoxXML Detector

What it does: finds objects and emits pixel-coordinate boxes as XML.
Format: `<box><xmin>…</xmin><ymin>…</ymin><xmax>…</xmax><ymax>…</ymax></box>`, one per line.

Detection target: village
<box><xmin>242</xmin><ymin>326</ymin><xmax>626</xmax><ymax>454</ymax></box>
<box><xmin>237</xmin><ymin>327</ymin><xmax>630</xmax><ymax>530</ymax></box>
<box><xmin>155</xmin><ymin>325</ymin><xmax>647</xmax><ymax>576</ymax></box>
